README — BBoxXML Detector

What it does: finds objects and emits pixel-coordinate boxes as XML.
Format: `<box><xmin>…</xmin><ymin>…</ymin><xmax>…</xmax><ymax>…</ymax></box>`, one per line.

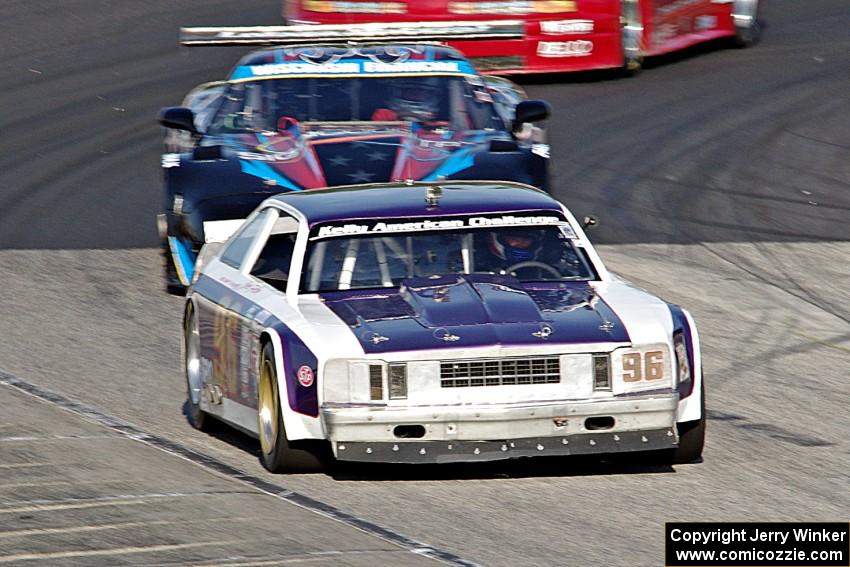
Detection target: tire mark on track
<box><xmin>695</xmin><ymin>241</ymin><xmax>850</xmax><ymax>327</ymax></box>
<box><xmin>750</xmin><ymin>239</ymin><xmax>850</xmax><ymax>323</ymax></box>
<box><xmin>707</xmin><ymin>410</ymin><xmax>833</xmax><ymax>448</ymax></box>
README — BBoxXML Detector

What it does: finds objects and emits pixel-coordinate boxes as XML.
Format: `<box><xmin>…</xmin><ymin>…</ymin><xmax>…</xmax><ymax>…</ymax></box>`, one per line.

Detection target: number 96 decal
<box><xmin>621</xmin><ymin>349</ymin><xmax>667</xmax><ymax>383</ymax></box>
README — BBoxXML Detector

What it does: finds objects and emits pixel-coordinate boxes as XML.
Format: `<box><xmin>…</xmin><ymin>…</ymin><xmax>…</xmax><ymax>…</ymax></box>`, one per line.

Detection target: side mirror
<box><xmin>512</xmin><ymin>100</ymin><xmax>551</xmax><ymax>132</ymax></box>
<box><xmin>159</xmin><ymin>107</ymin><xmax>198</xmax><ymax>134</ymax></box>
<box><xmin>582</xmin><ymin>216</ymin><xmax>599</xmax><ymax>229</ymax></box>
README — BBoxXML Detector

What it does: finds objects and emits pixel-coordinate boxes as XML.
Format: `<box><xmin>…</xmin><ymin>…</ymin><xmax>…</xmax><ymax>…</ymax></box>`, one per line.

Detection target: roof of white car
<box><xmin>266</xmin><ymin>181</ymin><xmax>564</xmax><ymax>226</ymax></box>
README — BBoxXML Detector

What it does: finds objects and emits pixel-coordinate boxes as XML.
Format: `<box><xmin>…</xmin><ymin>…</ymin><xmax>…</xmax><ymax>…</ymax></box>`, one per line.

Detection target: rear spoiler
<box><xmin>180</xmin><ymin>20</ymin><xmax>524</xmax><ymax>46</ymax></box>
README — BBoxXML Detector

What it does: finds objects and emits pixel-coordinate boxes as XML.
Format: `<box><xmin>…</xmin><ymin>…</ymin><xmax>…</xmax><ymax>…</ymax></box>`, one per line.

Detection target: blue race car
<box><xmin>159</xmin><ymin>40</ymin><xmax>551</xmax><ymax>293</ymax></box>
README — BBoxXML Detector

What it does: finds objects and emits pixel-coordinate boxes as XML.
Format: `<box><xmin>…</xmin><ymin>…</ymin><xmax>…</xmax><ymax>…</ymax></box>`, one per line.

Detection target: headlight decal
<box><xmin>592</xmin><ymin>353</ymin><xmax>611</xmax><ymax>390</ymax></box>
<box><xmin>336</xmin><ymin>361</ymin><xmax>411</xmax><ymax>403</ymax></box>
<box><xmin>388</xmin><ymin>363</ymin><xmax>408</xmax><ymax>400</ymax></box>
<box><xmin>369</xmin><ymin>364</ymin><xmax>383</xmax><ymax>400</ymax></box>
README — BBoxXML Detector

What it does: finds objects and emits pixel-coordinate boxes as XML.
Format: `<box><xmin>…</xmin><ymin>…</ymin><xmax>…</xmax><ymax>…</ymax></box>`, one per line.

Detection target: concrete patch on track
<box><xmin>0</xmin><ymin>372</ymin><xmax>475</xmax><ymax>567</ymax></box>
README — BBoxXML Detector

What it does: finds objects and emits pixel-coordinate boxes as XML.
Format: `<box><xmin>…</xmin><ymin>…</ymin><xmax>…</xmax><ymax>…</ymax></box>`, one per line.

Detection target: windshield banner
<box><xmin>230</xmin><ymin>59</ymin><xmax>477</xmax><ymax>81</ymax></box>
<box><xmin>312</xmin><ymin>213</ymin><xmax>572</xmax><ymax>239</ymax></box>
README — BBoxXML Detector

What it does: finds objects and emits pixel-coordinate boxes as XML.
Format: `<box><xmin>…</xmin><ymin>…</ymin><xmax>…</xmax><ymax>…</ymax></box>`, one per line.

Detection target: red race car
<box><xmin>282</xmin><ymin>0</ymin><xmax>764</xmax><ymax>74</ymax></box>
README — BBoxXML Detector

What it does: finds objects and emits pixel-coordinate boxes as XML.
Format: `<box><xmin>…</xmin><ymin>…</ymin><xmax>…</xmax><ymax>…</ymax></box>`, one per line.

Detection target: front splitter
<box><xmin>335</xmin><ymin>427</ymin><xmax>677</xmax><ymax>464</ymax></box>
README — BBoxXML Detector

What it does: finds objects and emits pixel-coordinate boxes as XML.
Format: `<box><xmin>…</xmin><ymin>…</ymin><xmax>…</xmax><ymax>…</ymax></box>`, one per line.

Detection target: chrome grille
<box><xmin>441</xmin><ymin>357</ymin><xmax>560</xmax><ymax>388</ymax></box>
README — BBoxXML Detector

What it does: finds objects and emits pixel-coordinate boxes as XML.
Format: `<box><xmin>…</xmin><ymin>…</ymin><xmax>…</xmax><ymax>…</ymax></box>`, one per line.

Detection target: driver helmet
<box><xmin>489</xmin><ymin>230</ymin><xmax>542</xmax><ymax>264</ymax></box>
<box><xmin>389</xmin><ymin>77</ymin><xmax>441</xmax><ymax>122</ymax></box>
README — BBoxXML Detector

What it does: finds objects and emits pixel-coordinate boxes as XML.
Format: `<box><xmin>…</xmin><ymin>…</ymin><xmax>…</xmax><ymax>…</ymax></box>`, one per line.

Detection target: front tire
<box><xmin>257</xmin><ymin>343</ymin><xmax>323</xmax><ymax>473</ymax></box>
<box><xmin>672</xmin><ymin>380</ymin><xmax>706</xmax><ymax>464</ymax></box>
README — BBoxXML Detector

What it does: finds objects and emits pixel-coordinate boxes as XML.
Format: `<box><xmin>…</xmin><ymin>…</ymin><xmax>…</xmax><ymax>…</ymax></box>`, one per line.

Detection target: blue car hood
<box><xmin>208</xmin><ymin>123</ymin><xmax>490</xmax><ymax>192</ymax></box>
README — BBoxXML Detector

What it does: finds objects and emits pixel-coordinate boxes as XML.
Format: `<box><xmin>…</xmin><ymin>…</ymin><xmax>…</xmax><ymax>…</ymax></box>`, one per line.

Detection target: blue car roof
<box><xmin>268</xmin><ymin>182</ymin><xmax>563</xmax><ymax>226</ymax></box>
<box><xmin>229</xmin><ymin>44</ymin><xmax>478</xmax><ymax>81</ymax></box>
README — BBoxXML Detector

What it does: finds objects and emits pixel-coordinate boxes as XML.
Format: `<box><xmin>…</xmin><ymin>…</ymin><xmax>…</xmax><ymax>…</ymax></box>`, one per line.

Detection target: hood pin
<box><xmin>533</xmin><ymin>324</ymin><xmax>553</xmax><ymax>339</ymax></box>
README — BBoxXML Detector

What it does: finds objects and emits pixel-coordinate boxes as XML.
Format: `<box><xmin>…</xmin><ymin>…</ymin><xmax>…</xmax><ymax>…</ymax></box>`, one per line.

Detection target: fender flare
<box><xmin>260</xmin><ymin>329</ymin><xmax>324</xmax><ymax>441</ymax></box>
<box><xmin>676</xmin><ymin>308</ymin><xmax>703</xmax><ymax>424</ymax></box>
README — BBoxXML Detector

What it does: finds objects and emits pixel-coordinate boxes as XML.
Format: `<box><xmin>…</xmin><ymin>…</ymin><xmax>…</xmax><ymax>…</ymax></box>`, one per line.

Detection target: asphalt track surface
<box><xmin>0</xmin><ymin>1</ymin><xmax>848</xmax><ymax>565</ymax></box>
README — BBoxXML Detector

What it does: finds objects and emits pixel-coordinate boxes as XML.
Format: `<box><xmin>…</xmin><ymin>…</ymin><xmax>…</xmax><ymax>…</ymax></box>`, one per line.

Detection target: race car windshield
<box><xmin>206</xmin><ymin>75</ymin><xmax>504</xmax><ymax>133</ymax></box>
<box><xmin>301</xmin><ymin>225</ymin><xmax>596</xmax><ymax>293</ymax></box>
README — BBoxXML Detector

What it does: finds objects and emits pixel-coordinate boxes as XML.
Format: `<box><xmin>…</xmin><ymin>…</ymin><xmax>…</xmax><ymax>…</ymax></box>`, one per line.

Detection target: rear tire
<box><xmin>160</xmin><ymin>214</ymin><xmax>186</xmax><ymax>295</ymax></box>
<box><xmin>733</xmin><ymin>0</ymin><xmax>763</xmax><ymax>47</ymax></box>
<box><xmin>257</xmin><ymin>343</ymin><xmax>323</xmax><ymax>473</ymax></box>
<box><xmin>165</xmin><ymin>247</ymin><xmax>186</xmax><ymax>295</ymax></box>
<box><xmin>184</xmin><ymin>304</ymin><xmax>212</xmax><ymax>431</ymax></box>
<box><xmin>621</xmin><ymin>0</ymin><xmax>644</xmax><ymax>75</ymax></box>
<box><xmin>672</xmin><ymin>379</ymin><xmax>706</xmax><ymax>464</ymax></box>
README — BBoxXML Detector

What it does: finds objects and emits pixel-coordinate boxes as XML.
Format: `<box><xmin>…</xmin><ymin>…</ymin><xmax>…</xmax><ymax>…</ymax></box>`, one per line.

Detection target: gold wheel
<box><xmin>256</xmin><ymin>343</ymin><xmax>326</xmax><ymax>473</ymax></box>
<box><xmin>258</xmin><ymin>356</ymin><xmax>279</xmax><ymax>456</ymax></box>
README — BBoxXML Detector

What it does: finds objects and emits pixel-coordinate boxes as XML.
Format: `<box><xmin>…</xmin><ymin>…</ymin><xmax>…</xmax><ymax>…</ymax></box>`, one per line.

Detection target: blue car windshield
<box><xmin>301</xmin><ymin>225</ymin><xmax>596</xmax><ymax>293</ymax></box>
<box><xmin>207</xmin><ymin>75</ymin><xmax>505</xmax><ymax>134</ymax></box>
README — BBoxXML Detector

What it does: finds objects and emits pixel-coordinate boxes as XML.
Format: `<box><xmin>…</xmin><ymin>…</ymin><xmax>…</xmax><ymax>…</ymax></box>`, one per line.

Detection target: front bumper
<box><xmin>324</xmin><ymin>394</ymin><xmax>678</xmax><ymax>463</ymax></box>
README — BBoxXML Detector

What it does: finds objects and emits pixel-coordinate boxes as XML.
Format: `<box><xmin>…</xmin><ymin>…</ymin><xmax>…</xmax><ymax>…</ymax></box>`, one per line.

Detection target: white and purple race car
<box><xmin>183</xmin><ymin>181</ymin><xmax>704</xmax><ymax>472</ymax></box>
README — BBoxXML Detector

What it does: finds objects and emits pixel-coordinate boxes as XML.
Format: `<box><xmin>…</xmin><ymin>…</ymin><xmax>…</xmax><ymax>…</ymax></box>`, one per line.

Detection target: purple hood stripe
<box><xmin>321</xmin><ymin>275</ymin><xmax>630</xmax><ymax>353</ymax></box>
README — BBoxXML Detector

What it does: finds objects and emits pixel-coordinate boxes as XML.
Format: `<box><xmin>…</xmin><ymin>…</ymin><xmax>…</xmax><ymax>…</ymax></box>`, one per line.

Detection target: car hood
<box><xmin>319</xmin><ymin>274</ymin><xmax>632</xmax><ymax>354</ymax></box>
<box><xmin>210</xmin><ymin>123</ymin><xmax>490</xmax><ymax>191</ymax></box>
